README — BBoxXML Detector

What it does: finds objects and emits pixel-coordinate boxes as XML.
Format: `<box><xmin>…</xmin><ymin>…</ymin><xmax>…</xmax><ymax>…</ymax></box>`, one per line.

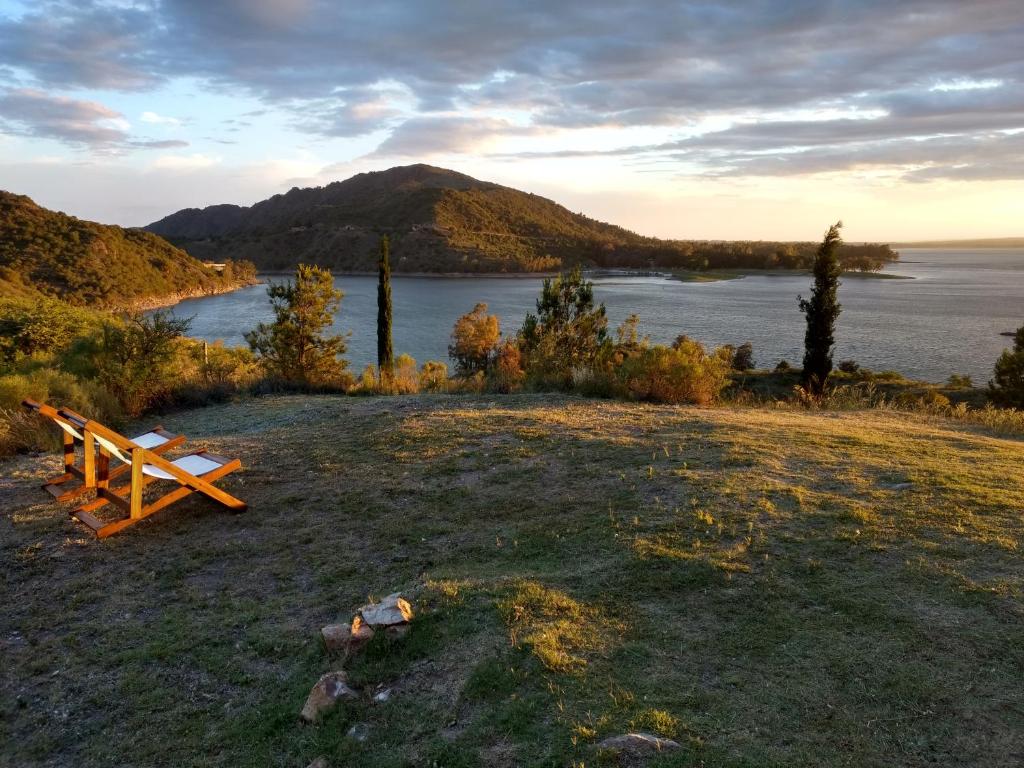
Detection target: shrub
<box><xmin>88</xmin><ymin>312</ymin><xmax>191</xmax><ymax>417</ymax></box>
<box><xmin>392</xmin><ymin>353</ymin><xmax>419</xmax><ymax>394</ymax></box>
<box><xmin>989</xmin><ymin>327</ymin><xmax>1024</xmax><ymax>407</ymax></box>
<box><xmin>449</xmin><ymin>303</ymin><xmax>500</xmax><ymax>377</ymax></box>
<box><xmin>615</xmin><ymin>339</ymin><xmax>731</xmax><ymax>405</ymax></box>
<box><xmin>419</xmin><ymin>360</ymin><xmax>449</xmax><ymax>392</ymax></box>
<box><xmin>775</xmin><ymin>360</ymin><xmax>793</xmax><ymax>372</ymax></box>
<box><xmin>838</xmin><ymin>359</ymin><xmax>860</xmax><ymax>374</ymax></box>
<box><xmin>732</xmin><ymin>342</ymin><xmax>755</xmax><ymax>372</ymax></box>
<box><xmin>946</xmin><ymin>373</ymin><xmax>973</xmax><ymax>389</ymax></box>
<box><xmin>0</xmin><ymin>296</ymin><xmax>99</xmax><ymax>366</ymax></box>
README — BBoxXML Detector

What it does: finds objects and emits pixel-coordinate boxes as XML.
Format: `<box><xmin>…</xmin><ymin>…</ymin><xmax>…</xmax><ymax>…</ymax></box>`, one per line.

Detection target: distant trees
<box><xmin>377</xmin><ymin>235</ymin><xmax>394</xmax><ymax>383</ymax></box>
<box><xmin>245</xmin><ymin>264</ymin><xmax>350</xmax><ymax>386</ymax></box>
<box><xmin>989</xmin><ymin>326</ymin><xmax>1024</xmax><ymax>406</ymax></box>
<box><xmin>449</xmin><ymin>303</ymin><xmax>501</xmax><ymax>377</ymax></box>
<box><xmin>799</xmin><ymin>223</ymin><xmax>843</xmax><ymax>395</ymax></box>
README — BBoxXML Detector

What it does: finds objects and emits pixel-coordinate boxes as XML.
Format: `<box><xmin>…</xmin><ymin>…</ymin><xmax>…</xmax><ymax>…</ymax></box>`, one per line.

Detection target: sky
<box><xmin>0</xmin><ymin>0</ymin><xmax>1022</xmax><ymax>242</ymax></box>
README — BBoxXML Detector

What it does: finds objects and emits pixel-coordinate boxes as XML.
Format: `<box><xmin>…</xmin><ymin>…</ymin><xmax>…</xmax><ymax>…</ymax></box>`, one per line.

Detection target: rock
<box><xmin>596</xmin><ymin>733</ymin><xmax>681</xmax><ymax>762</ymax></box>
<box><xmin>889</xmin><ymin>482</ymin><xmax>913</xmax><ymax>491</ymax></box>
<box><xmin>385</xmin><ymin>622</ymin><xmax>411</xmax><ymax>640</ymax></box>
<box><xmin>349</xmin><ymin>615</ymin><xmax>375</xmax><ymax>651</ymax></box>
<box><xmin>300</xmin><ymin>671</ymin><xmax>357</xmax><ymax>723</ymax></box>
<box><xmin>320</xmin><ymin>624</ymin><xmax>349</xmax><ymax>652</ymax></box>
<box><xmin>358</xmin><ymin>592</ymin><xmax>413</xmax><ymax>627</ymax></box>
<box><xmin>321</xmin><ymin>618</ymin><xmax>374</xmax><ymax>653</ymax></box>
<box><xmin>306</xmin><ymin>758</ymin><xmax>329</xmax><ymax>768</ymax></box>
<box><xmin>373</xmin><ymin>687</ymin><xmax>392</xmax><ymax>703</ymax></box>
<box><xmin>347</xmin><ymin>722</ymin><xmax>371</xmax><ymax>742</ymax></box>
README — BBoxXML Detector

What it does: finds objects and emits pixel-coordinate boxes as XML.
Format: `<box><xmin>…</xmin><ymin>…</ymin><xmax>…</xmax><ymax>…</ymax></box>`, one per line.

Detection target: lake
<box><xmin>166</xmin><ymin>249</ymin><xmax>1024</xmax><ymax>384</ymax></box>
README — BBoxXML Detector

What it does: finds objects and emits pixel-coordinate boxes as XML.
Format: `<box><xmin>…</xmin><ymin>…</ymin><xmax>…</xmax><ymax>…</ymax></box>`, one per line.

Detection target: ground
<box><xmin>2</xmin><ymin>393</ymin><xmax>1023</xmax><ymax>768</ymax></box>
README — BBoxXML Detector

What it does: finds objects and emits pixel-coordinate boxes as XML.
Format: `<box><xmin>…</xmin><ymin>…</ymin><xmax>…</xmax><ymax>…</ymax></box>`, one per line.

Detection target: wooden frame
<box><xmin>69</xmin><ymin>416</ymin><xmax>246</xmax><ymax>539</ymax></box>
<box><xmin>21</xmin><ymin>398</ymin><xmax>185</xmax><ymax>502</ymax></box>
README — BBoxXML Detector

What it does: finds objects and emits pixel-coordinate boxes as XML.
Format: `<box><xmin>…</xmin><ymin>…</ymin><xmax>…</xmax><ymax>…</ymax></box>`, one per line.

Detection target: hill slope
<box><xmin>147</xmin><ymin>164</ymin><xmax>898</xmax><ymax>273</ymax></box>
<box><xmin>894</xmin><ymin>237</ymin><xmax>1024</xmax><ymax>249</ymax></box>
<box><xmin>2</xmin><ymin>394</ymin><xmax>1022</xmax><ymax>766</ymax></box>
<box><xmin>0</xmin><ymin>191</ymin><xmax>255</xmax><ymax>308</ymax></box>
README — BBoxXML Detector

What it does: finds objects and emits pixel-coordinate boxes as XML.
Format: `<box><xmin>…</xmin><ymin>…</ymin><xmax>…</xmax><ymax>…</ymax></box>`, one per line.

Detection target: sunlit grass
<box><xmin>2</xmin><ymin>393</ymin><xmax>1023</xmax><ymax>766</ymax></box>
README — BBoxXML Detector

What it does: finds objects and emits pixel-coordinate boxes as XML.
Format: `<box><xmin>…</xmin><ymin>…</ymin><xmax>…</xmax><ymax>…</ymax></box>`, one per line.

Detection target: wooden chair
<box><xmin>21</xmin><ymin>398</ymin><xmax>185</xmax><ymax>502</ymax></box>
<box><xmin>66</xmin><ymin>412</ymin><xmax>246</xmax><ymax>539</ymax></box>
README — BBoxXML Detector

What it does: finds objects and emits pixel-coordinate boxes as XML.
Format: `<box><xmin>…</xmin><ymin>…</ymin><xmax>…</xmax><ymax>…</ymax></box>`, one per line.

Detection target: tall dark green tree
<box><xmin>377</xmin><ymin>235</ymin><xmax>394</xmax><ymax>382</ymax></box>
<box><xmin>798</xmin><ymin>222</ymin><xmax>843</xmax><ymax>395</ymax></box>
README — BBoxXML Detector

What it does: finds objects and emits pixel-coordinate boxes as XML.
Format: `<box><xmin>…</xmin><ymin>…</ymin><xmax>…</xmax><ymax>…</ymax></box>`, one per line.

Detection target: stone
<box><xmin>321</xmin><ymin>618</ymin><xmax>374</xmax><ymax>653</ymax></box>
<box><xmin>890</xmin><ymin>482</ymin><xmax>913</xmax><ymax>491</ymax></box>
<box><xmin>347</xmin><ymin>722</ymin><xmax>371</xmax><ymax>742</ymax></box>
<box><xmin>307</xmin><ymin>758</ymin><xmax>329</xmax><ymax>768</ymax></box>
<box><xmin>320</xmin><ymin>624</ymin><xmax>349</xmax><ymax>652</ymax></box>
<box><xmin>300</xmin><ymin>671</ymin><xmax>357</xmax><ymax>723</ymax></box>
<box><xmin>358</xmin><ymin>592</ymin><xmax>413</xmax><ymax>627</ymax></box>
<box><xmin>372</xmin><ymin>687</ymin><xmax>392</xmax><ymax>703</ymax></box>
<box><xmin>596</xmin><ymin>733</ymin><xmax>681</xmax><ymax>761</ymax></box>
<box><xmin>349</xmin><ymin>615</ymin><xmax>375</xmax><ymax>651</ymax></box>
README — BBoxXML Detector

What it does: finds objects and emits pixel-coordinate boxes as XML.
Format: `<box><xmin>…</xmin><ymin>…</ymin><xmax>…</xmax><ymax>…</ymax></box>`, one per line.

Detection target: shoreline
<box><xmin>133</xmin><ymin>278</ymin><xmax>260</xmax><ymax>312</ymax></box>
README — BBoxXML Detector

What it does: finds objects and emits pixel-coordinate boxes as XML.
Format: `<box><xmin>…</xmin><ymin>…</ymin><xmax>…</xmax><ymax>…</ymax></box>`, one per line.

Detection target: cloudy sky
<box><xmin>1</xmin><ymin>0</ymin><xmax>1022</xmax><ymax>241</ymax></box>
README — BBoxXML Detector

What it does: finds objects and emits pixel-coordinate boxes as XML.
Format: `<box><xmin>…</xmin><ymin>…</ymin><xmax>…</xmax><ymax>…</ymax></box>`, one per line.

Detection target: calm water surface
<box><xmin>168</xmin><ymin>249</ymin><xmax>1024</xmax><ymax>383</ymax></box>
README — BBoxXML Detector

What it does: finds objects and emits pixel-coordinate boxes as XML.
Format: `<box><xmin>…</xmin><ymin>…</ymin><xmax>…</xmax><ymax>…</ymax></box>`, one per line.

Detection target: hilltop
<box><xmin>147</xmin><ymin>164</ymin><xmax>898</xmax><ymax>274</ymax></box>
<box><xmin>0</xmin><ymin>191</ymin><xmax>255</xmax><ymax>308</ymax></box>
<box><xmin>2</xmin><ymin>393</ymin><xmax>1021</xmax><ymax>766</ymax></box>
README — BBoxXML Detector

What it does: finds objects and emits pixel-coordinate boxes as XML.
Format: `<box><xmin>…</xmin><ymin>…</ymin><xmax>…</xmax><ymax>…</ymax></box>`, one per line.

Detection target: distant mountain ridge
<box><xmin>0</xmin><ymin>191</ymin><xmax>255</xmax><ymax>308</ymax></box>
<box><xmin>146</xmin><ymin>164</ymin><xmax>898</xmax><ymax>274</ymax></box>
<box><xmin>893</xmin><ymin>237</ymin><xmax>1024</xmax><ymax>249</ymax></box>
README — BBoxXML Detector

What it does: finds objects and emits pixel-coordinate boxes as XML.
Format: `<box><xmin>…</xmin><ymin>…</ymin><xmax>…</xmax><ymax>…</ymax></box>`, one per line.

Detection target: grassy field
<box><xmin>2</xmin><ymin>394</ymin><xmax>1023</xmax><ymax>767</ymax></box>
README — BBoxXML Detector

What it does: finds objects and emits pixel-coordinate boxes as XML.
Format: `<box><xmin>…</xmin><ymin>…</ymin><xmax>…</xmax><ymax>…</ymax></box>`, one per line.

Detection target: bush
<box><xmin>392</xmin><ymin>353</ymin><xmax>420</xmax><ymax>394</ymax></box>
<box><xmin>775</xmin><ymin>360</ymin><xmax>793</xmax><ymax>372</ymax></box>
<box><xmin>488</xmin><ymin>339</ymin><xmax>525</xmax><ymax>393</ymax></box>
<box><xmin>615</xmin><ymin>339</ymin><xmax>731</xmax><ymax>405</ymax></box>
<box><xmin>419</xmin><ymin>360</ymin><xmax>449</xmax><ymax>393</ymax></box>
<box><xmin>838</xmin><ymin>359</ymin><xmax>860</xmax><ymax>374</ymax></box>
<box><xmin>989</xmin><ymin>327</ymin><xmax>1024</xmax><ymax>407</ymax></box>
<box><xmin>946</xmin><ymin>373</ymin><xmax>973</xmax><ymax>389</ymax></box>
<box><xmin>732</xmin><ymin>342</ymin><xmax>755</xmax><ymax>372</ymax></box>
<box><xmin>449</xmin><ymin>303</ymin><xmax>500</xmax><ymax>377</ymax></box>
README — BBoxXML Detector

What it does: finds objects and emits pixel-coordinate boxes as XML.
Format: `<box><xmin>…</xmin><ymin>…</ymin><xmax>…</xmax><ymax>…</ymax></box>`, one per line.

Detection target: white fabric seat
<box><xmin>130</xmin><ymin>431</ymin><xmax>170</xmax><ymax>450</ymax></box>
<box><xmin>142</xmin><ymin>454</ymin><xmax>222</xmax><ymax>481</ymax></box>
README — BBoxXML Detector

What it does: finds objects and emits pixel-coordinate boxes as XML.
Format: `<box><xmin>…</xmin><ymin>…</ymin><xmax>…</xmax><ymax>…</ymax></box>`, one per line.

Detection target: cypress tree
<box><xmin>377</xmin><ymin>234</ymin><xmax>394</xmax><ymax>382</ymax></box>
<box><xmin>798</xmin><ymin>222</ymin><xmax>843</xmax><ymax>395</ymax></box>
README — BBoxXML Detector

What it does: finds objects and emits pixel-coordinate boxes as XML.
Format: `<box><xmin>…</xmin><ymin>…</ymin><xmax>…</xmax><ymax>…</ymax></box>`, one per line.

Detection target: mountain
<box><xmin>147</xmin><ymin>164</ymin><xmax>898</xmax><ymax>274</ymax></box>
<box><xmin>0</xmin><ymin>191</ymin><xmax>255</xmax><ymax>308</ymax></box>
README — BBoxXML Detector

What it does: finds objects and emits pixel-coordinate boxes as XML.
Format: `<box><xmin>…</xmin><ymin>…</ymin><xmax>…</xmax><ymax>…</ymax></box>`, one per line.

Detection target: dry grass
<box><xmin>2</xmin><ymin>393</ymin><xmax>1023</xmax><ymax>767</ymax></box>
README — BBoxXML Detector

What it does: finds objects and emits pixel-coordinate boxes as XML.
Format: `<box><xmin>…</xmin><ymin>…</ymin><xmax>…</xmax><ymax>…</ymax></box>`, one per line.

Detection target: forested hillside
<box><xmin>147</xmin><ymin>164</ymin><xmax>898</xmax><ymax>274</ymax></box>
<box><xmin>0</xmin><ymin>191</ymin><xmax>255</xmax><ymax>307</ymax></box>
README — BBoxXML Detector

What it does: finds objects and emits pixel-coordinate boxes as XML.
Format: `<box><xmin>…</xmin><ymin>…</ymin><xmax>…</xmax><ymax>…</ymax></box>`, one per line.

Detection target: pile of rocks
<box><xmin>300</xmin><ymin>592</ymin><xmax>414</xmax><ymax>725</ymax></box>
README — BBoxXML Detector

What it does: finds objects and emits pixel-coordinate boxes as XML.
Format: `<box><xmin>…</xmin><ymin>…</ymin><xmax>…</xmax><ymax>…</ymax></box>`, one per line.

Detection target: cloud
<box><xmin>372</xmin><ymin>116</ymin><xmax>530</xmax><ymax>157</ymax></box>
<box><xmin>141</xmin><ymin>111</ymin><xmax>183</xmax><ymax>127</ymax></box>
<box><xmin>151</xmin><ymin>152</ymin><xmax>222</xmax><ymax>170</ymax></box>
<box><xmin>0</xmin><ymin>1</ymin><xmax>1023</xmax><ymax>178</ymax></box>
<box><xmin>0</xmin><ymin>88</ymin><xmax>128</xmax><ymax>146</ymax></box>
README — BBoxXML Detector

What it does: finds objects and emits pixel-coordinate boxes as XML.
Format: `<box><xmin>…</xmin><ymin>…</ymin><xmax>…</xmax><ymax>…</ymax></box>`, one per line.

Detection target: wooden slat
<box><xmin>71</xmin><ymin>510</ymin><xmax>105</xmax><ymax>532</ymax></box>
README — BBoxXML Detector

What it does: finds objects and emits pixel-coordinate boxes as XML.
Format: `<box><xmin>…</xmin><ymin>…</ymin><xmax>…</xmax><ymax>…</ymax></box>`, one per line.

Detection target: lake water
<box><xmin>166</xmin><ymin>249</ymin><xmax>1024</xmax><ymax>384</ymax></box>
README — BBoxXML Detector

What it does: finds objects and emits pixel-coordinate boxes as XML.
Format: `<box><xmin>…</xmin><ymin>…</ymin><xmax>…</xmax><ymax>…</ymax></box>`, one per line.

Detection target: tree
<box><xmin>798</xmin><ymin>222</ymin><xmax>843</xmax><ymax>395</ymax></box>
<box><xmin>989</xmin><ymin>326</ymin><xmax>1024</xmax><ymax>406</ymax></box>
<box><xmin>520</xmin><ymin>266</ymin><xmax>608</xmax><ymax>387</ymax></box>
<box><xmin>245</xmin><ymin>264</ymin><xmax>349</xmax><ymax>386</ymax></box>
<box><xmin>449</xmin><ymin>302</ymin><xmax>501</xmax><ymax>376</ymax></box>
<box><xmin>377</xmin><ymin>235</ymin><xmax>394</xmax><ymax>383</ymax></box>
<box><xmin>732</xmin><ymin>342</ymin><xmax>755</xmax><ymax>372</ymax></box>
<box><xmin>93</xmin><ymin>311</ymin><xmax>191</xmax><ymax>416</ymax></box>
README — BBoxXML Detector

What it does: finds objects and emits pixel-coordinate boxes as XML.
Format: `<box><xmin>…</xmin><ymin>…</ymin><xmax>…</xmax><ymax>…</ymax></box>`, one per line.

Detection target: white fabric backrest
<box><xmin>93</xmin><ymin>432</ymin><xmax>132</xmax><ymax>464</ymax></box>
<box><xmin>55</xmin><ymin>420</ymin><xmax>84</xmax><ymax>441</ymax></box>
